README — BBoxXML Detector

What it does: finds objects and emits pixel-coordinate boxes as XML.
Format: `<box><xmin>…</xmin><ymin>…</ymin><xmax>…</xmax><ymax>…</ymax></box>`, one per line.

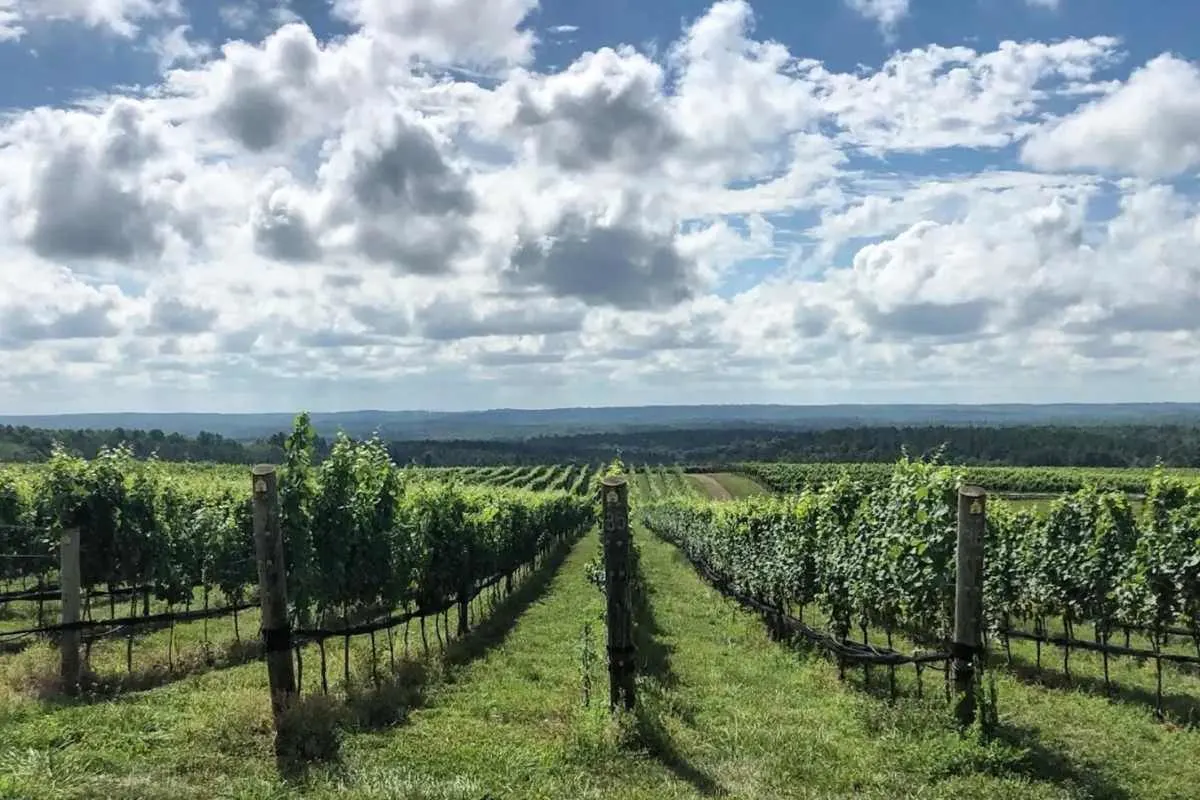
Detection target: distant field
<box><xmin>739</xmin><ymin>461</ymin><xmax>1200</xmax><ymax>496</ymax></box>
<box><xmin>686</xmin><ymin>472</ymin><xmax>768</xmax><ymax>500</ymax></box>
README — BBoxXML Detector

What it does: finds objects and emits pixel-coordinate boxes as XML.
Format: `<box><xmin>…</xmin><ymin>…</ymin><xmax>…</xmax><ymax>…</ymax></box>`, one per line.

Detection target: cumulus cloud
<box><xmin>414</xmin><ymin>295</ymin><xmax>587</xmax><ymax>340</ymax></box>
<box><xmin>249</xmin><ymin>169</ymin><xmax>321</xmax><ymax>262</ymax></box>
<box><xmin>813</xmin><ymin>37</ymin><xmax>1121</xmax><ymax>152</ymax></box>
<box><xmin>508</xmin><ymin>209</ymin><xmax>697</xmax><ymax>310</ymax></box>
<box><xmin>203</xmin><ymin>23</ymin><xmax>323</xmax><ymax>152</ymax></box>
<box><xmin>503</xmin><ymin>47</ymin><xmax>680</xmax><ymax>173</ymax></box>
<box><xmin>144</xmin><ymin>297</ymin><xmax>218</xmax><ymax>335</ymax></box>
<box><xmin>329</xmin><ymin>0</ymin><xmax>539</xmax><ymax>68</ymax></box>
<box><xmin>317</xmin><ymin>105</ymin><xmax>478</xmax><ymax>273</ymax></box>
<box><xmin>1022</xmin><ymin>54</ymin><xmax>1200</xmax><ymax>178</ymax></box>
<box><xmin>3</xmin><ymin>0</ymin><xmax>1200</xmax><ymax>410</ymax></box>
<box><xmin>4</xmin><ymin>100</ymin><xmax>201</xmax><ymax>264</ymax></box>
<box><xmin>0</xmin><ymin>0</ymin><xmax>181</xmax><ymax>40</ymax></box>
<box><xmin>219</xmin><ymin>1</ymin><xmax>299</xmax><ymax>32</ymax></box>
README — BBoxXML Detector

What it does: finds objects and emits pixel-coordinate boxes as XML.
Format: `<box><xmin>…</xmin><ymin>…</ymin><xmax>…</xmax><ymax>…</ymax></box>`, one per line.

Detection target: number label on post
<box><xmin>604</xmin><ymin>512</ymin><xmax>627</xmax><ymax>532</ymax></box>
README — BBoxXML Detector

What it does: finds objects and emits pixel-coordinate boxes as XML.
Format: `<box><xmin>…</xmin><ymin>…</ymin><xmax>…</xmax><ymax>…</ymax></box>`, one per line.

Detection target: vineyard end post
<box><xmin>601</xmin><ymin>475</ymin><xmax>635</xmax><ymax>712</ymax></box>
<box><xmin>251</xmin><ymin>464</ymin><xmax>296</xmax><ymax>762</ymax></box>
<box><xmin>59</xmin><ymin>527</ymin><xmax>81</xmax><ymax>695</ymax></box>
<box><xmin>953</xmin><ymin>485</ymin><xmax>986</xmax><ymax>728</ymax></box>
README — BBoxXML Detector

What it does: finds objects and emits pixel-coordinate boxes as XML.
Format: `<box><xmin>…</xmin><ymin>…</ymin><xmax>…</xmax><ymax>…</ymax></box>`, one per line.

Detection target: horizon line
<box><xmin>1</xmin><ymin>401</ymin><xmax>1199</xmax><ymax>418</ymax></box>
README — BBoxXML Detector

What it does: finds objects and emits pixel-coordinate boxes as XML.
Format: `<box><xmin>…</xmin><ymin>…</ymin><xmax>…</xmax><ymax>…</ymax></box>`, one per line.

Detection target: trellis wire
<box><xmin>669</xmin><ymin>536</ymin><xmax>954</xmax><ymax>703</ymax></box>
<box><xmin>275</xmin><ymin>531</ymin><xmax>571</xmax><ymax>695</ymax></box>
<box><xmin>994</xmin><ymin>625</ymin><xmax>1200</xmax><ymax>717</ymax></box>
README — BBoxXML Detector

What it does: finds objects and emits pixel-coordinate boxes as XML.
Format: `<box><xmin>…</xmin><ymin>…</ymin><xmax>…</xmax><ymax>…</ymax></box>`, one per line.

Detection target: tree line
<box><xmin>0</xmin><ymin>425</ymin><xmax>291</xmax><ymax>464</ymax></box>
<box><xmin>2</xmin><ymin>421</ymin><xmax>1200</xmax><ymax>468</ymax></box>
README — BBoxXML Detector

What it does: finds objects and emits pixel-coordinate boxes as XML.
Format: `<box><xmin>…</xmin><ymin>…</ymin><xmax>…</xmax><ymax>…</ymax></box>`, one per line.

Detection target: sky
<box><xmin>1</xmin><ymin>0</ymin><xmax>1199</xmax><ymax>413</ymax></box>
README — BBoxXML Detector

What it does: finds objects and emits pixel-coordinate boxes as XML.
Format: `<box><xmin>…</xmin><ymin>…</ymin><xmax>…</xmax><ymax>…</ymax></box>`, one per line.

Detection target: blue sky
<box><xmin>0</xmin><ymin>0</ymin><xmax>1199</xmax><ymax>413</ymax></box>
<box><xmin>4</xmin><ymin>0</ymin><xmax>1197</xmax><ymax>110</ymax></box>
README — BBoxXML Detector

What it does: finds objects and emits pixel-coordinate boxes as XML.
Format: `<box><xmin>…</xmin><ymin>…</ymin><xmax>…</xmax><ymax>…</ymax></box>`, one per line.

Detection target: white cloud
<box><xmin>218</xmin><ymin>2</ymin><xmax>299</xmax><ymax>31</ymax></box>
<box><xmin>1022</xmin><ymin>54</ymin><xmax>1200</xmax><ymax>179</ymax></box>
<box><xmin>812</xmin><ymin>37</ymin><xmax>1121</xmax><ymax>153</ymax></box>
<box><xmin>146</xmin><ymin>24</ymin><xmax>212</xmax><ymax>70</ymax></box>
<box><xmin>329</xmin><ymin>0</ymin><xmax>539</xmax><ymax>68</ymax></box>
<box><xmin>3</xmin><ymin>0</ymin><xmax>1200</xmax><ymax>411</ymax></box>
<box><xmin>0</xmin><ymin>0</ymin><xmax>181</xmax><ymax>40</ymax></box>
<box><xmin>844</xmin><ymin>0</ymin><xmax>909</xmax><ymax>37</ymax></box>
<box><xmin>1026</xmin><ymin>0</ymin><xmax>1060</xmax><ymax>9</ymax></box>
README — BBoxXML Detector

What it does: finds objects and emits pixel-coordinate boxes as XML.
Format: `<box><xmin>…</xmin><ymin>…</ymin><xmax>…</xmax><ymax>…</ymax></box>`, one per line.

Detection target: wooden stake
<box><xmin>251</xmin><ymin>465</ymin><xmax>296</xmax><ymax>758</ymax></box>
<box><xmin>59</xmin><ymin>527</ymin><xmax>82</xmax><ymax>695</ymax></box>
<box><xmin>602</xmin><ymin>476</ymin><xmax>635</xmax><ymax>711</ymax></box>
<box><xmin>953</xmin><ymin>486</ymin><xmax>986</xmax><ymax>728</ymax></box>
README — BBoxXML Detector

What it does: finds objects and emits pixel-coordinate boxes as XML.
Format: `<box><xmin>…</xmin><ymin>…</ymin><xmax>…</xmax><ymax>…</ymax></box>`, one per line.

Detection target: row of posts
<box><xmin>53</xmin><ymin>470</ymin><xmax>986</xmax><ymax>757</ymax></box>
<box><xmin>55</xmin><ymin>466</ymin><xmax>296</xmax><ymax>763</ymax></box>
<box><xmin>594</xmin><ymin>478</ymin><xmax>987</xmax><ymax>726</ymax></box>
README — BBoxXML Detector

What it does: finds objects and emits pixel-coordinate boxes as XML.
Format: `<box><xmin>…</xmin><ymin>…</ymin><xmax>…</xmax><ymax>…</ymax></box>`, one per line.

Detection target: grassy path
<box><xmin>636</xmin><ymin>527</ymin><xmax>1200</xmax><ymax>799</ymax></box>
<box><xmin>313</xmin><ymin>526</ymin><xmax>1038</xmax><ymax>799</ymax></box>
<box><xmin>0</xmin><ymin>534</ymin><xmax>601</xmax><ymax>800</ymax></box>
<box><xmin>686</xmin><ymin>473</ymin><xmax>769</xmax><ymax>500</ymax></box>
<box><xmin>326</xmin><ymin>519</ymin><xmax>1200</xmax><ymax>799</ymax></box>
<box><xmin>300</xmin><ymin>530</ymin><xmax>632</xmax><ymax>799</ymax></box>
<box><xmin>685</xmin><ymin>474</ymin><xmax>733</xmax><ymax>500</ymax></box>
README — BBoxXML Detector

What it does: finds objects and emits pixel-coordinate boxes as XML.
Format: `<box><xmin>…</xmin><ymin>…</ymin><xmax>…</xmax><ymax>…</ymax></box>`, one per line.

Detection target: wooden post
<box><xmin>953</xmin><ymin>485</ymin><xmax>986</xmax><ymax>727</ymax></box>
<box><xmin>59</xmin><ymin>527</ymin><xmax>82</xmax><ymax>695</ymax></box>
<box><xmin>457</xmin><ymin>551</ymin><xmax>471</xmax><ymax>638</ymax></box>
<box><xmin>252</xmin><ymin>465</ymin><xmax>296</xmax><ymax>755</ymax></box>
<box><xmin>602</xmin><ymin>476</ymin><xmax>635</xmax><ymax>711</ymax></box>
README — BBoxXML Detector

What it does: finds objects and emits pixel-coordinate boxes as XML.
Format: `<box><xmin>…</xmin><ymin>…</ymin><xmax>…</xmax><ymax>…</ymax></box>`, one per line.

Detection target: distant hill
<box><xmin>2</xmin><ymin>403</ymin><xmax>1200</xmax><ymax>442</ymax></box>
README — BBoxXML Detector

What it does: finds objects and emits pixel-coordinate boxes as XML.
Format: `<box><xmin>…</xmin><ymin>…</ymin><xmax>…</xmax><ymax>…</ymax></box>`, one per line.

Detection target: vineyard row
<box><xmin>0</xmin><ymin>417</ymin><xmax>599</xmax><ymax>640</ymax></box>
<box><xmin>645</xmin><ymin>458</ymin><xmax>1200</xmax><ymax>651</ymax></box>
<box><xmin>736</xmin><ymin>461</ymin><xmax>1200</xmax><ymax>496</ymax></box>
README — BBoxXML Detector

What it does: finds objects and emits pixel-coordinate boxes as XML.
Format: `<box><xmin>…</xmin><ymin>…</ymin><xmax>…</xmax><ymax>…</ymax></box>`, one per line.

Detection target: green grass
<box><xmin>630</xmin><ymin>523</ymin><xmax>1200</xmax><ymax>799</ymax></box>
<box><xmin>706</xmin><ymin>472</ymin><xmax>769</xmax><ymax>499</ymax></box>
<box><xmin>998</xmin><ymin>493</ymin><xmax>1144</xmax><ymax>516</ymax></box>
<box><xmin>685</xmin><ymin>471</ymin><xmax>770</xmax><ymax>500</ymax></box>
<box><xmin>4</xmin><ymin>489</ymin><xmax>1200</xmax><ymax>797</ymax></box>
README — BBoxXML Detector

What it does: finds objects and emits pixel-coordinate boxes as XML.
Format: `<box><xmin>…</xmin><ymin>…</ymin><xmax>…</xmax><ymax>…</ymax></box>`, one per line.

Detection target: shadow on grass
<box><xmin>627</xmin><ymin>546</ymin><xmax>725</xmax><ymax>797</ymax></box>
<box><xmin>0</xmin><ymin>636</ymin><xmax>38</xmax><ymax>656</ymax></box>
<box><xmin>998</xmin><ymin>650</ymin><xmax>1200</xmax><ymax>728</ymax></box>
<box><xmin>632</xmin><ymin>565</ymin><xmax>678</xmax><ymax>692</ymax></box>
<box><xmin>837</xmin><ymin>656</ymin><xmax>952</xmax><ymax>707</ymax></box>
<box><xmin>14</xmin><ymin>637</ymin><xmax>265</xmax><ymax>706</ymax></box>
<box><xmin>277</xmin><ymin>533</ymin><xmax>586</xmax><ymax>780</ymax></box>
<box><xmin>992</xmin><ymin>722</ymin><xmax>1132</xmax><ymax>800</ymax></box>
<box><xmin>443</xmin><ymin>534</ymin><xmax>581</xmax><ymax>673</ymax></box>
<box><xmin>326</xmin><ymin>531</ymin><xmax>587</xmax><ymax>734</ymax></box>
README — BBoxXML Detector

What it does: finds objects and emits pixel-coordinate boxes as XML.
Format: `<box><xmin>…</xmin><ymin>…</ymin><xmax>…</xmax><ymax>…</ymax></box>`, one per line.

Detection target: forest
<box><xmin>2</xmin><ymin>421</ymin><xmax>1200</xmax><ymax>468</ymax></box>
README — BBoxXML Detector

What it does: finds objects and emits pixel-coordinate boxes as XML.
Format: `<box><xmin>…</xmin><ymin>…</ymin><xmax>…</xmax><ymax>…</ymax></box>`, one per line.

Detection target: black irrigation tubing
<box><xmin>0</xmin><ymin>583</ymin><xmax>156</xmax><ymax>604</ymax></box>
<box><xmin>289</xmin><ymin>561</ymin><xmax>534</xmax><ymax>646</ymax></box>
<box><xmin>671</xmin><ymin>539</ymin><xmax>953</xmax><ymax>667</ymax></box>
<box><xmin>289</xmin><ymin>537</ymin><xmax>571</xmax><ymax>687</ymax></box>
<box><xmin>996</xmin><ymin>627</ymin><xmax>1200</xmax><ymax>666</ymax></box>
<box><xmin>0</xmin><ymin>600</ymin><xmax>258</xmax><ymax>639</ymax></box>
<box><xmin>0</xmin><ymin>621</ymin><xmax>136</xmax><ymax>654</ymax></box>
<box><xmin>997</xmin><ymin>615</ymin><xmax>1200</xmax><ymax>643</ymax></box>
